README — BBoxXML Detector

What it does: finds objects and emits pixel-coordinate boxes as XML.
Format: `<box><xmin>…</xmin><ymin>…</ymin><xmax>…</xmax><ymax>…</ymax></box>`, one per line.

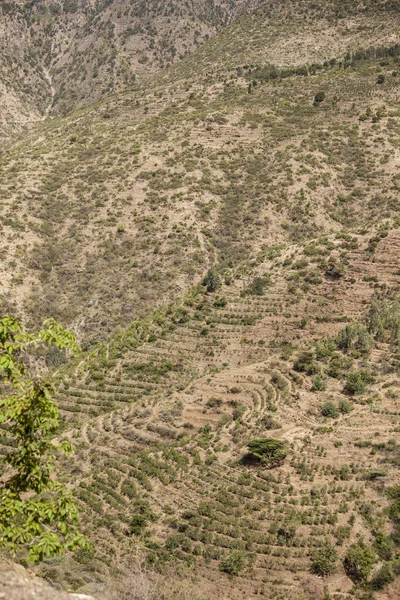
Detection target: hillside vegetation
<box><xmin>0</xmin><ymin>1</ymin><xmax>400</xmax><ymax>599</ymax></box>
<box><xmin>0</xmin><ymin>0</ymin><xmax>265</xmax><ymax>125</ymax></box>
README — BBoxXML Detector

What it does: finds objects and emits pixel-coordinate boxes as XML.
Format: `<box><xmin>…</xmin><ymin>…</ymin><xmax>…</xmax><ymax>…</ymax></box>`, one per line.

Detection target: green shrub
<box><xmin>345</xmin><ymin>370</ymin><xmax>374</xmax><ymax>395</ymax></box>
<box><xmin>202</xmin><ymin>269</ymin><xmax>221</xmax><ymax>293</ymax></box>
<box><xmin>244</xmin><ymin>276</ymin><xmax>270</xmax><ymax>296</ymax></box>
<box><xmin>338</xmin><ymin>399</ymin><xmax>353</xmax><ymax>414</ymax></box>
<box><xmin>325</xmin><ymin>260</ymin><xmax>344</xmax><ymax>278</ymax></box>
<box><xmin>321</xmin><ymin>402</ymin><xmax>339</xmax><ymax>418</ymax></box>
<box><xmin>310</xmin><ymin>541</ymin><xmax>337</xmax><ymax>576</ymax></box>
<box><xmin>214</xmin><ymin>296</ymin><xmax>227</xmax><ymax>308</ymax></box>
<box><xmin>294</xmin><ymin>351</ymin><xmax>320</xmax><ymax>375</ymax></box>
<box><xmin>207</xmin><ymin>397</ymin><xmax>224</xmax><ymax>409</ymax></box>
<box><xmin>367</xmin><ymin>294</ymin><xmax>400</xmax><ymax>344</ymax></box>
<box><xmin>374</xmin><ymin>532</ymin><xmax>394</xmax><ymax>561</ymax></box>
<box><xmin>315</xmin><ymin>337</ymin><xmax>337</xmax><ymax>361</ymax></box>
<box><xmin>219</xmin><ymin>550</ymin><xmax>247</xmax><ymax>576</ymax></box>
<box><xmin>262</xmin><ymin>415</ymin><xmax>281</xmax><ymax>430</ymax></box>
<box><xmin>327</xmin><ymin>353</ymin><xmax>353</xmax><ymax>378</ymax></box>
<box><xmin>314</xmin><ymin>91</ymin><xmax>326</xmax><ymax>104</ymax></box>
<box><xmin>232</xmin><ymin>403</ymin><xmax>246</xmax><ymax>421</ymax></box>
<box><xmin>371</xmin><ymin>562</ymin><xmax>395</xmax><ymax>590</ymax></box>
<box><xmin>277</xmin><ymin>520</ymin><xmax>297</xmax><ymax>541</ymax></box>
<box><xmin>343</xmin><ymin>540</ymin><xmax>376</xmax><ymax>583</ymax></box>
<box><xmin>337</xmin><ymin>325</ymin><xmax>374</xmax><ymax>354</ymax></box>
<box><xmin>246</xmin><ymin>438</ymin><xmax>288</xmax><ymax>466</ymax></box>
<box><xmin>312</xmin><ymin>374</ymin><xmax>326</xmax><ymax>391</ymax></box>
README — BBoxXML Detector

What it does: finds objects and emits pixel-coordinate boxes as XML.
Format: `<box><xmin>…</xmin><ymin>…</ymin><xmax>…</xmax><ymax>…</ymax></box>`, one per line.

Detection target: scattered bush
<box><xmin>327</xmin><ymin>353</ymin><xmax>353</xmax><ymax>378</ymax></box>
<box><xmin>337</xmin><ymin>325</ymin><xmax>374</xmax><ymax>354</ymax></box>
<box><xmin>244</xmin><ymin>276</ymin><xmax>270</xmax><ymax>296</ymax></box>
<box><xmin>202</xmin><ymin>269</ymin><xmax>221</xmax><ymax>293</ymax></box>
<box><xmin>262</xmin><ymin>415</ymin><xmax>282</xmax><ymax>430</ymax></box>
<box><xmin>345</xmin><ymin>370</ymin><xmax>374</xmax><ymax>395</ymax></box>
<box><xmin>321</xmin><ymin>402</ymin><xmax>339</xmax><ymax>418</ymax></box>
<box><xmin>310</xmin><ymin>541</ymin><xmax>338</xmax><ymax>576</ymax></box>
<box><xmin>374</xmin><ymin>532</ymin><xmax>394</xmax><ymax>561</ymax></box>
<box><xmin>294</xmin><ymin>351</ymin><xmax>320</xmax><ymax>375</ymax></box>
<box><xmin>314</xmin><ymin>91</ymin><xmax>326</xmax><ymax>104</ymax></box>
<box><xmin>207</xmin><ymin>397</ymin><xmax>224</xmax><ymax>409</ymax></box>
<box><xmin>246</xmin><ymin>438</ymin><xmax>288</xmax><ymax>467</ymax></box>
<box><xmin>325</xmin><ymin>260</ymin><xmax>344</xmax><ymax>278</ymax></box>
<box><xmin>338</xmin><ymin>399</ymin><xmax>353</xmax><ymax>414</ymax></box>
<box><xmin>219</xmin><ymin>550</ymin><xmax>247</xmax><ymax>576</ymax></box>
<box><xmin>312</xmin><ymin>374</ymin><xmax>326</xmax><ymax>391</ymax></box>
<box><xmin>315</xmin><ymin>337</ymin><xmax>337</xmax><ymax>361</ymax></box>
<box><xmin>343</xmin><ymin>540</ymin><xmax>376</xmax><ymax>583</ymax></box>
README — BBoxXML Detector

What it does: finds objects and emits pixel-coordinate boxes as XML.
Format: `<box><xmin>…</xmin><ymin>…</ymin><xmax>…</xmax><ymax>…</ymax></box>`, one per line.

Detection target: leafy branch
<box><xmin>0</xmin><ymin>315</ymin><xmax>90</xmax><ymax>563</ymax></box>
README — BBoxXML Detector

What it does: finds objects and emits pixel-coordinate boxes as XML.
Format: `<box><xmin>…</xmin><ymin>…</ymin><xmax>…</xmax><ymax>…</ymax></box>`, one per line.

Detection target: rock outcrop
<box><xmin>0</xmin><ymin>570</ymin><xmax>95</xmax><ymax>600</ymax></box>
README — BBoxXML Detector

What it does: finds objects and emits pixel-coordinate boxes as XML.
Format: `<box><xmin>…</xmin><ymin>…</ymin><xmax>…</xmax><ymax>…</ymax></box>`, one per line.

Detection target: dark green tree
<box><xmin>202</xmin><ymin>269</ymin><xmax>221</xmax><ymax>293</ymax></box>
<box><xmin>246</xmin><ymin>438</ymin><xmax>288</xmax><ymax>466</ymax></box>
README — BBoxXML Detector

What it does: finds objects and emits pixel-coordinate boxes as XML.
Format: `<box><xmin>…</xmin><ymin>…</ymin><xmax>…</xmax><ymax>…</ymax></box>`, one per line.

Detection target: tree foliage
<box><xmin>219</xmin><ymin>549</ymin><xmax>247</xmax><ymax>576</ymax></box>
<box><xmin>246</xmin><ymin>438</ymin><xmax>288</xmax><ymax>466</ymax></box>
<box><xmin>343</xmin><ymin>540</ymin><xmax>376</xmax><ymax>583</ymax></box>
<box><xmin>202</xmin><ymin>269</ymin><xmax>221</xmax><ymax>293</ymax></box>
<box><xmin>0</xmin><ymin>316</ymin><xmax>90</xmax><ymax>563</ymax></box>
<box><xmin>311</xmin><ymin>541</ymin><xmax>338</xmax><ymax>576</ymax></box>
<box><xmin>345</xmin><ymin>370</ymin><xmax>374</xmax><ymax>395</ymax></box>
<box><xmin>367</xmin><ymin>293</ymin><xmax>400</xmax><ymax>344</ymax></box>
<box><xmin>336</xmin><ymin>324</ymin><xmax>374</xmax><ymax>354</ymax></box>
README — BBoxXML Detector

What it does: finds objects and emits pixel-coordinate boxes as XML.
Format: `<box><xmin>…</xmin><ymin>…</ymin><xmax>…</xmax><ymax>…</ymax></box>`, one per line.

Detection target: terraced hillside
<box><xmin>1</xmin><ymin>2</ymin><xmax>400</xmax><ymax>599</ymax></box>
<box><xmin>16</xmin><ymin>226</ymin><xmax>397</xmax><ymax>599</ymax></box>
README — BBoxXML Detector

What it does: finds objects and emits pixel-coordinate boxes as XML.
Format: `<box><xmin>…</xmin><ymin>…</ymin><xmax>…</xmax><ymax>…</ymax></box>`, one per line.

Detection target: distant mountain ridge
<box><xmin>2</xmin><ymin>0</ymin><xmax>400</xmax><ymax>127</ymax></box>
<box><xmin>0</xmin><ymin>0</ymin><xmax>266</xmax><ymax>124</ymax></box>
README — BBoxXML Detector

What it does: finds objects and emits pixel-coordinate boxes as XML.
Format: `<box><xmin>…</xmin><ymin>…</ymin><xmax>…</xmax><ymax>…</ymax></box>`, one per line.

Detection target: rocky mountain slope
<box><xmin>0</xmin><ymin>0</ymin><xmax>265</xmax><ymax>127</ymax></box>
<box><xmin>0</xmin><ymin>571</ymin><xmax>94</xmax><ymax>600</ymax></box>
<box><xmin>0</xmin><ymin>1</ymin><xmax>400</xmax><ymax>599</ymax></box>
<box><xmin>1</xmin><ymin>8</ymin><xmax>400</xmax><ymax>343</ymax></box>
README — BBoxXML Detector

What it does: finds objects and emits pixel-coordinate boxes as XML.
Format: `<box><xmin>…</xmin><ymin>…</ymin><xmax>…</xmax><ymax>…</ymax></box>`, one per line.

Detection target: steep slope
<box><xmin>0</xmin><ymin>2</ymin><xmax>49</xmax><ymax>131</ymax></box>
<box><xmin>15</xmin><ymin>225</ymin><xmax>399</xmax><ymax>599</ymax></box>
<box><xmin>1</xmin><ymin>3</ymin><xmax>400</xmax><ymax>599</ymax></box>
<box><xmin>3</xmin><ymin>0</ymin><xmax>400</xmax><ymax>123</ymax></box>
<box><xmin>1</xmin><ymin>30</ymin><xmax>400</xmax><ymax>344</ymax></box>
<box><xmin>0</xmin><ymin>0</ymin><xmax>266</xmax><ymax>123</ymax></box>
<box><xmin>0</xmin><ymin>569</ymin><xmax>95</xmax><ymax>600</ymax></box>
<box><xmin>171</xmin><ymin>0</ymin><xmax>400</xmax><ymax>76</ymax></box>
